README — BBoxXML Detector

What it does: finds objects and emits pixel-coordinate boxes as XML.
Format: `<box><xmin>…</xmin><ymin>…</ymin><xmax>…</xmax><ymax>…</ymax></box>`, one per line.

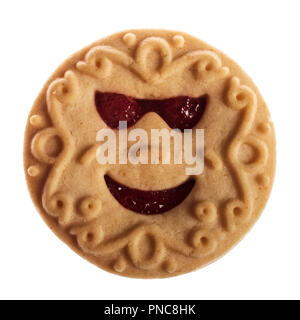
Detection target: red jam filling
<box><xmin>95</xmin><ymin>92</ymin><xmax>207</xmax><ymax>130</ymax></box>
<box><xmin>104</xmin><ymin>175</ymin><xmax>195</xmax><ymax>215</ymax></box>
<box><xmin>97</xmin><ymin>92</ymin><xmax>202</xmax><ymax>214</ymax></box>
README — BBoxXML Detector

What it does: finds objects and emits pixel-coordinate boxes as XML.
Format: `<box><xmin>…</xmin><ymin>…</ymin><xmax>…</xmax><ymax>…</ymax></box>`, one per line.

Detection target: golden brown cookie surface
<box><xmin>24</xmin><ymin>29</ymin><xmax>276</xmax><ymax>278</ymax></box>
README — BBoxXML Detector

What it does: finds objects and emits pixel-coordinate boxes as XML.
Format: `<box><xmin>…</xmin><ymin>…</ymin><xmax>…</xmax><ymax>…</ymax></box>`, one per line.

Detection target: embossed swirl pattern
<box><xmin>76</xmin><ymin>35</ymin><xmax>229</xmax><ymax>84</ymax></box>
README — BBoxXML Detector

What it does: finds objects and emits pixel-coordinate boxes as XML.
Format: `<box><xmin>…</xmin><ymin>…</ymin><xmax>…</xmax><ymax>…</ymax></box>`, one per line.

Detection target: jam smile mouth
<box><xmin>104</xmin><ymin>174</ymin><xmax>195</xmax><ymax>215</ymax></box>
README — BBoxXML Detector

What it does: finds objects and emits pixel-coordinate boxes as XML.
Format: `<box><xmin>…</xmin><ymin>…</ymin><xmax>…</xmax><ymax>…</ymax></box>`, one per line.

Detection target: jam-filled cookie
<box><xmin>24</xmin><ymin>29</ymin><xmax>276</xmax><ymax>278</ymax></box>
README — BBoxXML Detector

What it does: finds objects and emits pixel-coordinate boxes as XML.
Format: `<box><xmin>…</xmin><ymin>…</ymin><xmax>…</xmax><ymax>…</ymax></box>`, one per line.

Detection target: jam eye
<box><xmin>95</xmin><ymin>92</ymin><xmax>143</xmax><ymax>129</ymax></box>
<box><xmin>95</xmin><ymin>91</ymin><xmax>208</xmax><ymax>130</ymax></box>
<box><xmin>158</xmin><ymin>95</ymin><xmax>208</xmax><ymax>130</ymax></box>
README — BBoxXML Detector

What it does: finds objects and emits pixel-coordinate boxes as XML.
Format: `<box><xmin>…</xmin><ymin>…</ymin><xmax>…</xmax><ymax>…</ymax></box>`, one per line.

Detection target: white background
<box><xmin>0</xmin><ymin>0</ymin><xmax>299</xmax><ymax>300</ymax></box>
